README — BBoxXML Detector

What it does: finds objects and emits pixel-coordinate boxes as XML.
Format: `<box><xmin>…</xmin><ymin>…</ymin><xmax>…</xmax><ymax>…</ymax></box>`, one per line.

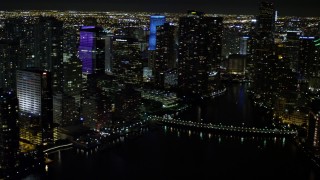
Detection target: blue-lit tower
<box><xmin>148</xmin><ymin>15</ymin><xmax>166</xmax><ymax>73</ymax></box>
<box><xmin>148</xmin><ymin>15</ymin><xmax>166</xmax><ymax>51</ymax></box>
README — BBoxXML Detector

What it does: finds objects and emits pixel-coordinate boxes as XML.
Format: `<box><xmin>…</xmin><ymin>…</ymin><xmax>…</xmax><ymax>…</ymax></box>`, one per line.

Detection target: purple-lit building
<box><xmin>78</xmin><ymin>26</ymin><xmax>106</xmax><ymax>74</ymax></box>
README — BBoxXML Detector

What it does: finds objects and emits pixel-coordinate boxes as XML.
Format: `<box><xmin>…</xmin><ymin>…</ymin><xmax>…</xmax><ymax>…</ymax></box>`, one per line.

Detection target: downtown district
<box><xmin>1</xmin><ymin>1</ymin><xmax>320</xmax><ymax>179</ymax></box>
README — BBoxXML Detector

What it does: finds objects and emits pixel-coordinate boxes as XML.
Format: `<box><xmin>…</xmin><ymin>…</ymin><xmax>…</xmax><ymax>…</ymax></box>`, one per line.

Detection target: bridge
<box><xmin>148</xmin><ymin>116</ymin><xmax>297</xmax><ymax>136</ymax></box>
<box><xmin>43</xmin><ymin>143</ymin><xmax>74</xmax><ymax>154</ymax></box>
<box><xmin>43</xmin><ymin>143</ymin><xmax>74</xmax><ymax>164</ymax></box>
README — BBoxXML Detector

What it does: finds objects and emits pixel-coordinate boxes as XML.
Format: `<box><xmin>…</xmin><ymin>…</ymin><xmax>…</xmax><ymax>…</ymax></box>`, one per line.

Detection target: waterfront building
<box><xmin>16</xmin><ymin>69</ymin><xmax>55</xmax><ymax>146</ymax></box>
<box><xmin>154</xmin><ymin>23</ymin><xmax>176</xmax><ymax>88</ymax></box>
<box><xmin>178</xmin><ymin>11</ymin><xmax>223</xmax><ymax>98</ymax></box>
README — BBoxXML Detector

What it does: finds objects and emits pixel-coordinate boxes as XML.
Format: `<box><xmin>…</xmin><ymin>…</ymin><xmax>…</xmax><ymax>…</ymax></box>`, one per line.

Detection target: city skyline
<box><xmin>1</xmin><ymin>0</ymin><xmax>320</xmax><ymax>17</ymax></box>
<box><xmin>1</xmin><ymin>1</ymin><xmax>320</xmax><ymax>179</ymax></box>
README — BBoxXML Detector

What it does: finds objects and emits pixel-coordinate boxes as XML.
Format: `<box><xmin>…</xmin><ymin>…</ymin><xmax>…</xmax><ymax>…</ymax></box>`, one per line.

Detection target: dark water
<box><xmin>178</xmin><ymin>83</ymin><xmax>270</xmax><ymax>127</ymax></box>
<box><xmin>25</xmin><ymin>83</ymin><xmax>319</xmax><ymax>180</ymax></box>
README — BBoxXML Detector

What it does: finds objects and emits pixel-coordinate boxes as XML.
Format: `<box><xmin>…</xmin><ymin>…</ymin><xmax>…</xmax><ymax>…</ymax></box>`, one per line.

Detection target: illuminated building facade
<box><xmin>178</xmin><ymin>11</ymin><xmax>223</xmax><ymax>98</ymax></box>
<box><xmin>79</xmin><ymin>26</ymin><xmax>106</xmax><ymax>74</ymax></box>
<box><xmin>16</xmin><ymin>69</ymin><xmax>54</xmax><ymax>145</ymax></box>
<box><xmin>148</xmin><ymin>15</ymin><xmax>166</xmax><ymax>51</ymax></box>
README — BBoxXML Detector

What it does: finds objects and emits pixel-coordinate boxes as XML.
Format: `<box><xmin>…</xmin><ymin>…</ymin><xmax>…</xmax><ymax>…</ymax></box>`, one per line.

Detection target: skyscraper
<box><xmin>78</xmin><ymin>26</ymin><xmax>106</xmax><ymax>75</ymax></box>
<box><xmin>112</xmin><ymin>37</ymin><xmax>143</xmax><ymax>86</ymax></box>
<box><xmin>148</xmin><ymin>15</ymin><xmax>166</xmax><ymax>51</ymax></box>
<box><xmin>38</xmin><ymin>17</ymin><xmax>64</xmax><ymax>94</ymax></box>
<box><xmin>0</xmin><ymin>91</ymin><xmax>19</xmax><ymax>179</ymax></box>
<box><xmin>4</xmin><ymin>17</ymin><xmax>64</xmax><ymax>94</ymax></box>
<box><xmin>178</xmin><ymin>11</ymin><xmax>223</xmax><ymax>98</ymax></box>
<box><xmin>299</xmin><ymin>36</ymin><xmax>320</xmax><ymax>80</ymax></box>
<box><xmin>155</xmin><ymin>22</ymin><xmax>176</xmax><ymax>87</ymax></box>
<box><xmin>16</xmin><ymin>69</ymin><xmax>54</xmax><ymax>146</ymax></box>
<box><xmin>0</xmin><ymin>40</ymin><xmax>19</xmax><ymax>91</ymax></box>
<box><xmin>252</xmin><ymin>1</ymin><xmax>276</xmax><ymax>104</ymax></box>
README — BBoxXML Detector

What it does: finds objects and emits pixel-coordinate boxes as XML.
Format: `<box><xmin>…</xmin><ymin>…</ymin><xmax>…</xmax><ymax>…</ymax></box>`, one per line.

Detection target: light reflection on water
<box><xmin>162</xmin><ymin>125</ymin><xmax>288</xmax><ymax>149</ymax></box>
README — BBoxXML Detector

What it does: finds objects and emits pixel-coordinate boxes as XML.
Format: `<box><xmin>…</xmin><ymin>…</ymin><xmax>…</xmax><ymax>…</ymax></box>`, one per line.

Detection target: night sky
<box><xmin>1</xmin><ymin>0</ymin><xmax>319</xmax><ymax>17</ymax></box>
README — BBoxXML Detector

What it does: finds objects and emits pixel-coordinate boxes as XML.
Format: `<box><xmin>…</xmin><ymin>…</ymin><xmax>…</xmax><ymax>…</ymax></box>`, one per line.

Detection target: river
<box><xmin>24</xmin><ymin>83</ymin><xmax>319</xmax><ymax>180</ymax></box>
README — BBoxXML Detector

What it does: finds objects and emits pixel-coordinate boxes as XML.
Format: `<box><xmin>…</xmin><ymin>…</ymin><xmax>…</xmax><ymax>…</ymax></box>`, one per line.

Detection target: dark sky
<box><xmin>1</xmin><ymin>0</ymin><xmax>320</xmax><ymax>17</ymax></box>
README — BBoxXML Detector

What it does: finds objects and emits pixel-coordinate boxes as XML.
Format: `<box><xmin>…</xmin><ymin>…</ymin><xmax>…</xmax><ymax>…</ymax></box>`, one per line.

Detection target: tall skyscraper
<box><xmin>16</xmin><ymin>69</ymin><xmax>54</xmax><ymax>146</ymax></box>
<box><xmin>112</xmin><ymin>37</ymin><xmax>143</xmax><ymax>86</ymax></box>
<box><xmin>78</xmin><ymin>26</ymin><xmax>106</xmax><ymax>75</ymax></box>
<box><xmin>4</xmin><ymin>17</ymin><xmax>39</xmax><ymax>69</ymax></box>
<box><xmin>0</xmin><ymin>40</ymin><xmax>19</xmax><ymax>91</ymax></box>
<box><xmin>299</xmin><ymin>36</ymin><xmax>320</xmax><ymax>80</ymax></box>
<box><xmin>4</xmin><ymin>17</ymin><xmax>64</xmax><ymax>94</ymax></box>
<box><xmin>252</xmin><ymin>1</ymin><xmax>276</xmax><ymax>103</ymax></box>
<box><xmin>178</xmin><ymin>11</ymin><xmax>223</xmax><ymax>98</ymax></box>
<box><xmin>0</xmin><ymin>91</ymin><xmax>19</xmax><ymax>179</ymax></box>
<box><xmin>285</xmin><ymin>31</ymin><xmax>301</xmax><ymax>71</ymax></box>
<box><xmin>155</xmin><ymin>23</ymin><xmax>176</xmax><ymax>87</ymax></box>
<box><xmin>38</xmin><ymin>17</ymin><xmax>64</xmax><ymax>94</ymax></box>
<box><xmin>240</xmin><ymin>36</ymin><xmax>250</xmax><ymax>55</ymax></box>
<box><xmin>257</xmin><ymin>1</ymin><xmax>275</xmax><ymax>34</ymax></box>
<box><xmin>254</xmin><ymin>1</ymin><xmax>275</xmax><ymax>58</ymax></box>
<box><xmin>148</xmin><ymin>15</ymin><xmax>166</xmax><ymax>51</ymax></box>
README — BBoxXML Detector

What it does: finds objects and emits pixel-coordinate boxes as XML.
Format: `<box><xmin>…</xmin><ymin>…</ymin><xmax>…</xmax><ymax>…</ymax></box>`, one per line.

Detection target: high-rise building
<box><xmin>155</xmin><ymin>23</ymin><xmax>176</xmax><ymax>87</ymax></box>
<box><xmin>38</xmin><ymin>17</ymin><xmax>64</xmax><ymax>94</ymax></box>
<box><xmin>285</xmin><ymin>31</ymin><xmax>301</xmax><ymax>71</ymax></box>
<box><xmin>257</xmin><ymin>1</ymin><xmax>275</xmax><ymax>34</ymax></box>
<box><xmin>299</xmin><ymin>36</ymin><xmax>320</xmax><ymax>80</ymax></box>
<box><xmin>78</xmin><ymin>26</ymin><xmax>106</xmax><ymax>75</ymax></box>
<box><xmin>240</xmin><ymin>36</ymin><xmax>250</xmax><ymax>55</ymax></box>
<box><xmin>251</xmin><ymin>1</ymin><xmax>276</xmax><ymax>104</ymax></box>
<box><xmin>0</xmin><ymin>91</ymin><xmax>19</xmax><ymax>179</ymax></box>
<box><xmin>4</xmin><ymin>17</ymin><xmax>64</xmax><ymax>94</ymax></box>
<box><xmin>253</xmin><ymin>1</ymin><xmax>275</xmax><ymax>58</ymax></box>
<box><xmin>16</xmin><ymin>69</ymin><xmax>54</xmax><ymax>146</ymax></box>
<box><xmin>148</xmin><ymin>15</ymin><xmax>166</xmax><ymax>51</ymax></box>
<box><xmin>63</xmin><ymin>55</ymin><xmax>82</xmax><ymax>98</ymax></box>
<box><xmin>105</xmin><ymin>35</ymin><xmax>113</xmax><ymax>73</ymax></box>
<box><xmin>178</xmin><ymin>11</ymin><xmax>223</xmax><ymax>98</ymax></box>
<box><xmin>308</xmin><ymin>99</ymin><xmax>320</xmax><ymax>148</ymax></box>
<box><xmin>114</xmin><ymin>85</ymin><xmax>141</xmax><ymax>123</ymax></box>
<box><xmin>0</xmin><ymin>40</ymin><xmax>19</xmax><ymax>91</ymax></box>
<box><xmin>4</xmin><ymin>17</ymin><xmax>39</xmax><ymax>69</ymax></box>
<box><xmin>112</xmin><ymin>37</ymin><xmax>143</xmax><ymax>86</ymax></box>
